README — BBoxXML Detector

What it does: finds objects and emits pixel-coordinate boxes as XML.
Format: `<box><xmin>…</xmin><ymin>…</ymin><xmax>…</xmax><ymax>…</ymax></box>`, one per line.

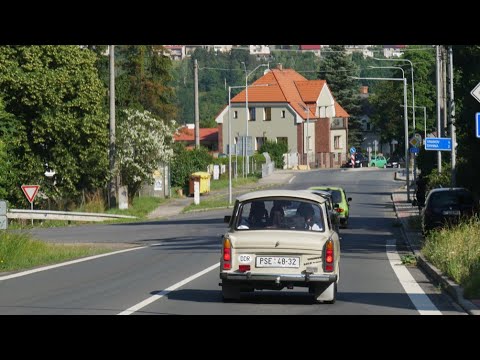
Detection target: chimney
<box><xmin>360</xmin><ymin>86</ymin><xmax>368</xmax><ymax>94</ymax></box>
<box><xmin>277</xmin><ymin>63</ymin><xmax>283</xmax><ymax>71</ymax></box>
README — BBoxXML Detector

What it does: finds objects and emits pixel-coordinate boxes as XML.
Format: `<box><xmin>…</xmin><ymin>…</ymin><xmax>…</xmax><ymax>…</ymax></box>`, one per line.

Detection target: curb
<box><xmin>392</xmin><ymin>191</ymin><xmax>480</xmax><ymax>315</ymax></box>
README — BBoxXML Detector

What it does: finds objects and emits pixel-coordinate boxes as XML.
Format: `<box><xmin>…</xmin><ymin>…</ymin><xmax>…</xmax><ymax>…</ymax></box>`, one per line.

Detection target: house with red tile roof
<box><xmin>215</xmin><ymin>65</ymin><xmax>349</xmax><ymax>167</ymax></box>
<box><xmin>174</xmin><ymin>124</ymin><xmax>218</xmax><ymax>151</ymax></box>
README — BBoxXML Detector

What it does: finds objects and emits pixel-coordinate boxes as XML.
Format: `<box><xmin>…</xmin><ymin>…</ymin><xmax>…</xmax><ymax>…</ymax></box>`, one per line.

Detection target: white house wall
<box><xmin>303</xmin><ymin>121</ymin><xmax>316</xmax><ymax>154</ymax></box>
<box><xmin>219</xmin><ymin>103</ymin><xmax>299</xmax><ymax>154</ymax></box>
<box><xmin>330</xmin><ymin>129</ymin><xmax>347</xmax><ymax>153</ymax></box>
<box><xmin>316</xmin><ymin>85</ymin><xmax>335</xmax><ymax>118</ymax></box>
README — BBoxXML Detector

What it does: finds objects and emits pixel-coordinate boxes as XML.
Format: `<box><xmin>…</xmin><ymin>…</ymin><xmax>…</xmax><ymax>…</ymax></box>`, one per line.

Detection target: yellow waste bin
<box><xmin>189</xmin><ymin>172</ymin><xmax>211</xmax><ymax>196</ymax></box>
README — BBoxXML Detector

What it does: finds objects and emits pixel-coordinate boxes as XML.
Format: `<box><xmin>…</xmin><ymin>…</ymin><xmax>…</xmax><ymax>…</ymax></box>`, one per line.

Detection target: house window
<box><xmin>277</xmin><ymin>137</ymin><xmax>288</xmax><ymax>147</ymax></box>
<box><xmin>256</xmin><ymin>137</ymin><xmax>265</xmax><ymax>151</ymax></box>
<box><xmin>264</xmin><ymin>107</ymin><xmax>271</xmax><ymax>121</ymax></box>
<box><xmin>233</xmin><ymin>111</ymin><xmax>238</xmax><ymax>119</ymax></box>
<box><xmin>366</xmin><ymin>123</ymin><xmax>371</xmax><ymax>131</ymax></box>
<box><xmin>334</xmin><ymin>136</ymin><xmax>341</xmax><ymax>149</ymax></box>
<box><xmin>249</xmin><ymin>107</ymin><xmax>256</xmax><ymax>121</ymax></box>
<box><xmin>281</xmin><ymin>110</ymin><xmax>286</xmax><ymax>118</ymax></box>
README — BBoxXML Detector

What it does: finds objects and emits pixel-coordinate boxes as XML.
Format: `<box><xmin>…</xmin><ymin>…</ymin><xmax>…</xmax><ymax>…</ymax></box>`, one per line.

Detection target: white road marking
<box><xmin>118</xmin><ymin>263</ymin><xmax>220</xmax><ymax>315</ymax></box>
<box><xmin>386</xmin><ymin>239</ymin><xmax>442</xmax><ymax>315</ymax></box>
<box><xmin>288</xmin><ymin>176</ymin><xmax>296</xmax><ymax>184</ymax></box>
<box><xmin>0</xmin><ymin>245</ymin><xmax>148</xmax><ymax>281</ymax></box>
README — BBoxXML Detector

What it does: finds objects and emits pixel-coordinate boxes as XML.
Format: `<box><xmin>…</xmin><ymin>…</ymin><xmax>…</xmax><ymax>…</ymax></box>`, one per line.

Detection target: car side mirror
<box><xmin>224</xmin><ymin>215</ymin><xmax>231</xmax><ymax>223</ymax></box>
<box><xmin>348</xmin><ymin>197</ymin><xmax>352</xmax><ymax>202</ymax></box>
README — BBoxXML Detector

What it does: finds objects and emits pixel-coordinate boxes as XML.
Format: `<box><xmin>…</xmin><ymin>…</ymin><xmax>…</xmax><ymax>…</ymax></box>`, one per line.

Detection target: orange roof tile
<box><xmin>231</xmin><ymin>69</ymin><xmax>330</xmax><ymax>120</ymax></box>
<box><xmin>295</xmin><ymin>80</ymin><xmax>326</xmax><ymax>103</ymax></box>
<box><xmin>334</xmin><ymin>102</ymin><xmax>350</xmax><ymax>118</ymax></box>
<box><xmin>174</xmin><ymin>127</ymin><xmax>218</xmax><ymax>142</ymax></box>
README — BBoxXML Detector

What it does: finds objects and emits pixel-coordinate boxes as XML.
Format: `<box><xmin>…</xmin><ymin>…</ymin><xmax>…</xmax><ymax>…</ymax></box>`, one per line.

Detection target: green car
<box><xmin>309</xmin><ymin>186</ymin><xmax>352</xmax><ymax>228</ymax></box>
<box><xmin>370</xmin><ymin>155</ymin><xmax>388</xmax><ymax>168</ymax></box>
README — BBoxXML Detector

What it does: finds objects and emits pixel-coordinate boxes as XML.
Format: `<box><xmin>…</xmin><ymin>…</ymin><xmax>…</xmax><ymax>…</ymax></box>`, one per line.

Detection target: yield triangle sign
<box><xmin>21</xmin><ymin>185</ymin><xmax>40</xmax><ymax>203</ymax></box>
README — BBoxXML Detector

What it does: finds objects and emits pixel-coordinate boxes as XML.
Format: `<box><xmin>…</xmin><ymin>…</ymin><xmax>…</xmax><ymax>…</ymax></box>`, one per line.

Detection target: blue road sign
<box><xmin>350</xmin><ymin>147</ymin><xmax>356</xmax><ymax>154</ymax></box>
<box><xmin>425</xmin><ymin>137</ymin><xmax>452</xmax><ymax>151</ymax></box>
<box><xmin>476</xmin><ymin>112</ymin><xmax>480</xmax><ymax>138</ymax></box>
<box><xmin>409</xmin><ymin>147</ymin><xmax>420</xmax><ymax>154</ymax></box>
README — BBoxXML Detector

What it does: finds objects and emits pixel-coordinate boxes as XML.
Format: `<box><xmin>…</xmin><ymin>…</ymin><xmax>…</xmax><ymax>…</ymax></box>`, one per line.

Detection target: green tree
<box><xmin>318</xmin><ymin>45</ymin><xmax>363</xmax><ymax>147</ymax></box>
<box><xmin>0</xmin><ymin>46</ymin><xmax>109</xmax><ymax>206</ymax></box>
<box><xmin>116</xmin><ymin>109</ymin><xmax>176</xmax><ymax>201</ymax></box>
<box><xmin>260</xmin><ymin>140</ymin><xmax>288</xmax><ymax>169</ymax></box>
<box><xmin>170</xmin><ymin>144</ymin><xmax>213</xmax><ymax>188</ymax></box>
<box><xmin>115</xmin><ymin>46</ymin><xmax>177</xmax><ymax>121</ymax></box>
<box><xmin>451</xmin><ymin>45</ymin><xmax>480</xmax><ymax>196</ymax></box>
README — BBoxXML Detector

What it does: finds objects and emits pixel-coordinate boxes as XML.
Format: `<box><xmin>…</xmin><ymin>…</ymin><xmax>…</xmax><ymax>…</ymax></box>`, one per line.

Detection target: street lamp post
<box><xmin>369</xmin><ymin>65</ymin><xmax>418</xmax><ymax>189</ymax></box>
<box><xmin>374</xmin><ymin>58</ymin><xmax>415</xmax><ymax>133</ymax></box>
<box><xmin>401</xmin><ymin>105</ymin><xmax>427</xmax><ymax>143</ymax></box>
<box><xmin>241</xmin><ymin>63</ymin><xmax>268</xmax><ymax>176</ymax></box>
<box><xmin>227</xmin><ymin>83</ymin><xmax>271</xmax><ymax>205</ymax></box>
<box><xmin>298</xmin><ymin>102</ymin><xmax>311</xmax><ymax>166</ymax></box>
<box><xmin>351</xmin><ymin>75</ymin><xmax>411</xmax><ymax>201</ymax></box>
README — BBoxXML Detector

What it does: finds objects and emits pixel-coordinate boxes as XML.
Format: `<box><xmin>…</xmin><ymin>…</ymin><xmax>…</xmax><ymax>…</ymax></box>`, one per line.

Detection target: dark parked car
<box><xmin>385</xmin><ymin>155</ymin><xmax>405</xmax><ymax>168</ymax></box>
<box><xmin>421</xmin><ymin>187</ymin><xmax>479</xmax><ymax>234</ymax></box>
<box><xmin>344</xmin><ymin>153</ymin><xmax>369</xmax><ymax>168</ymax></box>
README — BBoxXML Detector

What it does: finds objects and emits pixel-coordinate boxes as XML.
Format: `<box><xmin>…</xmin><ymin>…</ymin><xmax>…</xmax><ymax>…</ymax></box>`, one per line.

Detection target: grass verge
<box><xmin>422</xmin><ymin>217</ymin><xmax>480</xmax><ymax>299</ymax></box>
<box><xmin>0</xmin><ymin>231</ymin><xmax>116</xmax><ymax>273</ymax></box>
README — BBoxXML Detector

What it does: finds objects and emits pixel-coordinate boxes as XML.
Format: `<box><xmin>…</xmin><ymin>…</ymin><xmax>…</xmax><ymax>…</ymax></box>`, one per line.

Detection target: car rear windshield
<box><xmin>235</xmin><ymin>197</ymin><xmax>325</xmax><ymax>232</ymax></box>
<box><xmin>430</xmin><ymin>190</ymin><xmax>475</xmax><ymax>208</ymax></box>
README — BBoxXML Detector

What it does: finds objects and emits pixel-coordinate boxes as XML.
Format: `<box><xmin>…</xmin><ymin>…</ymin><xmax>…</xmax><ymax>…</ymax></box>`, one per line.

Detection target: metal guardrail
<box><xmin>6</xmin><ymin>209</ymin><xmax>137</xmax><ymax>222</ymax></box>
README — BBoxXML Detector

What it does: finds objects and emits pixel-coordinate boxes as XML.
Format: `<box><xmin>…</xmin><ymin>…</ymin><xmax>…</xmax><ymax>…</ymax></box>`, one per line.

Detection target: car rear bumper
<box><xmin>220</xmin><ymin>272</ymin><xmax>337</xmax><ymax>283</ymax></box>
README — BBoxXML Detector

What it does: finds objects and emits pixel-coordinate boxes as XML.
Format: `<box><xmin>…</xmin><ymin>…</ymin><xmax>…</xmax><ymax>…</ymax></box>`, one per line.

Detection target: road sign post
<box><xmin>476</xmin><ymin>112</ymin><xmax>480</xmax><ymax>138</ymax></box>
<box><xmin>21</xmin><ymin>185</ymin><xmax>40</xmax><ymax>226</ymax></box>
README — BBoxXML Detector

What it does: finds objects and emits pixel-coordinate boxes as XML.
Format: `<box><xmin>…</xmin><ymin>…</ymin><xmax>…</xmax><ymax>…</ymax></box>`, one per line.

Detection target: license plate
<box><xmin>442</xmin><ymin>210</ymin><xmax>460</xmax><ymax>215</ymax></box>
<box><xmin>256</xmin><ymin>256</ymin><xmax>300</xmax><ymax>268</ymax></box>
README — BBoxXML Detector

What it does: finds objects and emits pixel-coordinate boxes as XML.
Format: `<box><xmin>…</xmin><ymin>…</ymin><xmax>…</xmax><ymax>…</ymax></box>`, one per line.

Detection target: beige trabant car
<box><xmin>220</xmin><ymin>189</ymin><xmax>340</xmax><ymax>303</ymax></box>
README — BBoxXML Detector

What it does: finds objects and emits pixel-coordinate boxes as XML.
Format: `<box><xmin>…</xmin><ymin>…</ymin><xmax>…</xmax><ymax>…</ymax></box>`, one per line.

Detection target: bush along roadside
<box><xmin>422</xmin><ymin>217</ymin><xmax>480</xmax><ymax>299</ymax></box>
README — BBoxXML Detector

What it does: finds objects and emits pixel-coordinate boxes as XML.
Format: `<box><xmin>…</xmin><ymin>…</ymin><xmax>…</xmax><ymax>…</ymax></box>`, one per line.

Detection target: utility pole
<box><xmin>194</xmin><ymin>59</ymin><xmax>200</xmax><ymax>149</ymax></box>
<box><xmin>435</xmin><ymin>45</ymin><xmax>442</xmax><ymax>173</ymax></box>
<box><xmin>448</xmin><ymin>45</ymin><xmax>456</xmax><ymax>187</ymax></box>
<box><xmin>109</xmin><ymin>45</ymin><xmax>117</xmax><ymax>208</ymax></box>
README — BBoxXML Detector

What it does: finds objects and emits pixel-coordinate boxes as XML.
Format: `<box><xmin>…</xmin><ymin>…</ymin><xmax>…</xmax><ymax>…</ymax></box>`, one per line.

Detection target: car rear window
<box><xmin>430</xmin><ymin>190</ymin><xmax>474</xmax><ymax>208</ymax></box>
<box><xmin>235</xmin><ymin>198</ymin><xmax>325</xmax><ymax>232</ymax></box>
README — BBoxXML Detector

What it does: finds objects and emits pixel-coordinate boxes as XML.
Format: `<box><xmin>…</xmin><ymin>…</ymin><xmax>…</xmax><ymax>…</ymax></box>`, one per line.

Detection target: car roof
<box><xmin>428</xmin><ymin>187</ymin><xmax>470</xmax><ymax>194</ymax></box>
<box><xmin>309</xmin><ymin>189</ymin><xmax>332</xmax><ymax>197</ymax></box>
<box><xmin>309</xmin><ymin>186</ymin><xmax>344</xmax><ymax>192</ymax></box>
<box><xmin>237</xmin><ymin>189</ymin><xmax>327</xmax><ymax>204</ymax></box>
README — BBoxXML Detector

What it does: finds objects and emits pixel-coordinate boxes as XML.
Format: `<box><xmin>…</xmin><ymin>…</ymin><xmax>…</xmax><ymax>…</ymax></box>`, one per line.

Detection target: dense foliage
<box><xmin>0</xmin><ymin>46</ymin><xmax>109</xmax><ymax>207</ymax></box>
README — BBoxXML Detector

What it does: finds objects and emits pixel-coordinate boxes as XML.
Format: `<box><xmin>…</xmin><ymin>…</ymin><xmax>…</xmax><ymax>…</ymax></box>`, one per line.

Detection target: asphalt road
<box><xmin>0</xmin><ymin>168</ymin><xmax>466</xmax><ymax>314</ymax></box>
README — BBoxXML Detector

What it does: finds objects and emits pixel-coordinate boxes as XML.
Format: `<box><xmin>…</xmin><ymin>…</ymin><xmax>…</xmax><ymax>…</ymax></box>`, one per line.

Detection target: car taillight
<box><xmin>336</xmin><ymin>208</ymin><xmax>344</xmax><ymax>213</ymax></box>
<box><xmin>324</xmin><ymin>240</ymin><xmax>334</xmax><ymax>272</ymax></box>
<box><xmin>223</xmin><ymin>238</ymin><xmax>231</xmax><ymax>270</ymax></box>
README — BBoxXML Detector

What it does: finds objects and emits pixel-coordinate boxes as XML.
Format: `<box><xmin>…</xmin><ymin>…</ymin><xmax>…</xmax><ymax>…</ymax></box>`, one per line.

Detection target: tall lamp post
<box><xmin>351</xmin><ymin>75</ymin><xmax>411</xmax><ymax>201</ymax></box>
<box><xmin>298</xmin><ymin>102</ymin><xmax>311</xmax><ymax>166</ymax></box>
<box><xmin>374</xmin><ymin>58</ymin><xmax>416</xmax><ymax>134</ymax></box>
<box><xmin>241</xmin><ymin>63</ymin><xmax>269</xmax><ymax>176</ymax></box>
<box><xmin>401</xmin><ymin>105</ymin><xmax>427</xmax><ymax>143</ymax></box>
<box><xmin>369</xmin><ymin>65</ymin><xmax>418</xmax><ymax>188</ymax></box>
<box><xmin>227</xmin><ymin>83</ymin><xmax>271</xmax><ymax>205</ymax></box>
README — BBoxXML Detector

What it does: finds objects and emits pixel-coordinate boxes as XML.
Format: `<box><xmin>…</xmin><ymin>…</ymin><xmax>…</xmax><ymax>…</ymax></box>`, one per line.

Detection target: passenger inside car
<box><xmin>248</xmin><ymin>201</ymin><xmax>268</xmax><ymax>228</ymax></box>
<box><xmin>296</xmin><ymin>203</ymin><xmax>323</xmax><ymax>231</ymax></box>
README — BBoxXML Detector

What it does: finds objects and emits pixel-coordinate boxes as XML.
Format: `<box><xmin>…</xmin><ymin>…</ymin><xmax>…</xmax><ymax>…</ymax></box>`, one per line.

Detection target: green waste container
<box><xmin>189</xmin><ymin>172</ymin><xmax>211</xmax><ymax>196</ymax></box>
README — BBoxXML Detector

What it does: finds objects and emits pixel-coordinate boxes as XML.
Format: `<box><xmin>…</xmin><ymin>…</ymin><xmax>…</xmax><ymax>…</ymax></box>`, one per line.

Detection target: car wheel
<box><xmin>314</xmin><ymin>282</ymin><xmax>337</xmax><ymax>304</ymax></box>
<box><xmin>222</xmin><ymin>284</ymin><xmax>241</xmax><ymax>302</ymax></box>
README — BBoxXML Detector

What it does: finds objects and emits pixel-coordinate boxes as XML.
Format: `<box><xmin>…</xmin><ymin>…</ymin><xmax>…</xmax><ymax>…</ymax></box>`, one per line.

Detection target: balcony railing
<box><xmin>331</xmin><ymin>117</ymin><xmax>347</xmax><ymax>129</ymax></box>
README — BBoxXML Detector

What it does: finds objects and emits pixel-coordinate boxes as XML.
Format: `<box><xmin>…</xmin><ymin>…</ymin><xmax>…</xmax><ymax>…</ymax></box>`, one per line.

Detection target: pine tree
<box><xmin>318</xmin><ymin>45</ymin><xmax>363</xmax><ymax>148</ymax></box>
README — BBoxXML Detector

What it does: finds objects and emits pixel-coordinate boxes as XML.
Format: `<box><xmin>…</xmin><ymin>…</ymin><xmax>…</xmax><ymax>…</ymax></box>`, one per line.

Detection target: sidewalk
<box><xmin>392</xmin><ymin>170</ymin><xmax>480</xmax><ymax>315</ymax></box>
<box><xmin>146</xmin><ymin>169</ymin><xmax>296</xmax><ymax>220</ymax></box>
